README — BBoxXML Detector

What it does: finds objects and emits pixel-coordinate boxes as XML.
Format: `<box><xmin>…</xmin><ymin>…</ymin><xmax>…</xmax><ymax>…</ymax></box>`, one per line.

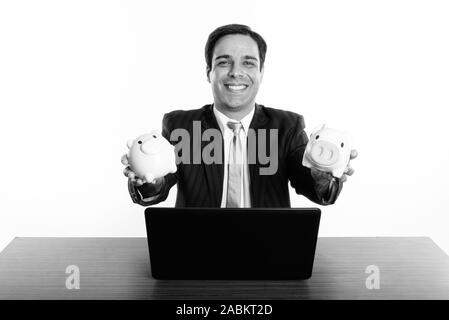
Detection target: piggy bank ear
<box><xmin>127</xmin><ymin>139</ymin><xmax>134</xmax><ymax>149</ymax></box>
<box><xmin>310</xmin><ymin>124</ymin><xmax>326</xmax><ymax>137</ymax></box>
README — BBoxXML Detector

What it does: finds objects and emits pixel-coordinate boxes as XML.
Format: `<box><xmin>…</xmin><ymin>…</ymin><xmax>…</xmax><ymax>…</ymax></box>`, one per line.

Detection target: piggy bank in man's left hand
<box><xmin>127</xmin><ymin>131</ymin><xmax>177</xmax><ymax>184</ymax></box>
<box><xmin>302</xmin><ymin>124</ymin><xmax>352</xmax><ymax>178</ymax></box>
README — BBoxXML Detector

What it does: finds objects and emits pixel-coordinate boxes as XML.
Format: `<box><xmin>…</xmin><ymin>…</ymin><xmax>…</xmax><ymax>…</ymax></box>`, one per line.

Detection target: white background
<box><xmin>1</xmin><ymin>0</ymin><xmax>448</xmax><ymax>254</ymax></box>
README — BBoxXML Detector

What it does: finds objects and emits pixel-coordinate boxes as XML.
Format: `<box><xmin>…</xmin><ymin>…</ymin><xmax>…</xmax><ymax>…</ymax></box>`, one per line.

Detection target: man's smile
<box><xmin>224</xmin><ymin>83</ymin><xmax>249</xmax><ymax>93</ymax></box>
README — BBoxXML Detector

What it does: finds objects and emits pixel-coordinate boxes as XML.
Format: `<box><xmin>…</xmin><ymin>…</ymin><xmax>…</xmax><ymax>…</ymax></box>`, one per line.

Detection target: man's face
<box><xmin>207</xmin><ymin>34</ymin><xmax>264</xmax><ymax>112</ymax></box>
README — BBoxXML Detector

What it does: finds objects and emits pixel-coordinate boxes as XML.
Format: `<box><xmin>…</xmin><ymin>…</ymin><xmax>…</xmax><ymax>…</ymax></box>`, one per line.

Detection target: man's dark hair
<box><xmin>205</xmin><ymin>24</ymin><xmax>267</xmax><ymax>74</ymax></box>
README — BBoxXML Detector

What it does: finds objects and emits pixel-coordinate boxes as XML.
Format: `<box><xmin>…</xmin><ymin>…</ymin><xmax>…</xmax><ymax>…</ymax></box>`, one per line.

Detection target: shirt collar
<box><xmin>212</xmin><ymin>104</ymin><xmax>255</xmax><ymax>134</ymax></box>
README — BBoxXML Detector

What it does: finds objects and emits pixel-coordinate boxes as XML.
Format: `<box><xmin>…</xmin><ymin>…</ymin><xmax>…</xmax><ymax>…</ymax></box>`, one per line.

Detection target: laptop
<box><xmin>144</xmin><ymin>207</ymin><xmax>321</xmax><ymax>280</ymax></box>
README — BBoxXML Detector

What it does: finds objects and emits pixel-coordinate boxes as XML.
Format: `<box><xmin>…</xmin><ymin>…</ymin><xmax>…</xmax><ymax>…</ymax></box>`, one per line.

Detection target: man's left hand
<box><xmin>340</xmin><ymin>149</ymin><xmax>357</xmax><ymax>182</ymax></box>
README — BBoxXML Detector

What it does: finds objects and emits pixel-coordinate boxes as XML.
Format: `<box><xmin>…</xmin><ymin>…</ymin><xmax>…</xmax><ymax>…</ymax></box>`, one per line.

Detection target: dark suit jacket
<box><xmin>128</xmin><ymin>104</ymin><xmax>343</xmax><ymax>207</ymax></box>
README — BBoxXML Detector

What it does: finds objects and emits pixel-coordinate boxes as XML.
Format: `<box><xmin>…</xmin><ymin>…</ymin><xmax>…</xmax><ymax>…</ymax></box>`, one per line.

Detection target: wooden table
<box><xmin>0</xmin><ymin>237</ymin><xmax>448</xmax><ymax>299</ymax></box>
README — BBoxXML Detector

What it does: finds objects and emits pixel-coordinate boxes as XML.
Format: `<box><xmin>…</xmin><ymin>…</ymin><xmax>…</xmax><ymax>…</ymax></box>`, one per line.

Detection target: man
<box><xmin>121</xmin><ymin>24</ymin><xmax>357</xmax><ymax>207</ymax></box>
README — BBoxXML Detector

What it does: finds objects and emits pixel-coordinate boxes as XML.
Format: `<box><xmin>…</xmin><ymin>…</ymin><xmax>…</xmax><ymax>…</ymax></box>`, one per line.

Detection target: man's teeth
<box><xmin>227</xmin><ymin>85</ymin><xmax>247</xmax><ymax>91</ymax></box>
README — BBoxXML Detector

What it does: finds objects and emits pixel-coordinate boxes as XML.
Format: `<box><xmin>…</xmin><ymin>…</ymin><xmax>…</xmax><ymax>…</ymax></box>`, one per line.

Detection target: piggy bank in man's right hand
<box><xmin>302</xmin><ymin>124</ymin><xmax>352</xmax><ymax>178</ymax></box>
<box><xmin>127</xmin><ymin>131</ymin><xmax>177</xmax><ymax>184</ymax></box>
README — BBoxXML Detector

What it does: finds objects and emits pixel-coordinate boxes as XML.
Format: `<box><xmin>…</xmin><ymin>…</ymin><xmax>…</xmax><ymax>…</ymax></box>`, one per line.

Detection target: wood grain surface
<box><xmin>0</xmin><ymin>237</ymin><xmax>448</xmax><ymax>300</ymax></box>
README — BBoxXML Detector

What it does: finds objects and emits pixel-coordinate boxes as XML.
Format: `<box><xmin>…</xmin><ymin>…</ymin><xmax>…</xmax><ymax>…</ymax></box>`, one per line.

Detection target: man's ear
<box><xmin>260</xmin><ymin>66</ymin><xmax>264</xmax><ymax>81</ymax></box>
<box><xmin>206</xmin><ymin>67</ymin><xmax>211</xmax><ymax>83</ymax></box>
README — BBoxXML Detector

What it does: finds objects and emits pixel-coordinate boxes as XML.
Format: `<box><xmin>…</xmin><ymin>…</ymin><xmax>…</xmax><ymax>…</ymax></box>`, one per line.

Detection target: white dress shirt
<box><xmin>213</xmin><ymin>105</ymin><xmax>255</xmax><ymax>208</ymax></box>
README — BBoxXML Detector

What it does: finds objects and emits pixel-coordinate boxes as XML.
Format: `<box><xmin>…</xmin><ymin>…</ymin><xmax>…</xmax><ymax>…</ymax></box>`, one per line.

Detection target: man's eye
<box><xmin>217</xmin><ymin>61</ymin><xmax>229</xmax><ymax>66</ymax></box>
<box><xmin>243</xmin><ymin>61</ymin><xmax>256</xmax><ymax>66</ymax></box>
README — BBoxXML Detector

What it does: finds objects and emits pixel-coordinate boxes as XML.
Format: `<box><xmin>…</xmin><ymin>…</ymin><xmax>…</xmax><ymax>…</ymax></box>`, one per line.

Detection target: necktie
<box><xmin>226</xmin><ymin>121</ymin><xmax>243</xmax><ymax>208</ymax></box>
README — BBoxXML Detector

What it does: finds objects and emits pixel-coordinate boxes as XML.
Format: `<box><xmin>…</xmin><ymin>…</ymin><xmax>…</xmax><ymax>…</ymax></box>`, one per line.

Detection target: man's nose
<box><xmin>228</xmin><ymin>62</ymin><xmax>244</xmax><ymax>78</ymax></box>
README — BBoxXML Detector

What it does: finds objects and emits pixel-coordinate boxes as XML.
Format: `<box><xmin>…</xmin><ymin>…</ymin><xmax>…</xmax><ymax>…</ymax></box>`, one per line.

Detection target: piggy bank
<box><xmin>302</xmin><ymin>124</ymin><xmax>352</xmax><ymax>178</ymax></box>
<box><xmin>127</xmin><ymin>131</ymin><xmax>177</xmax><ymax>183</ymax></box>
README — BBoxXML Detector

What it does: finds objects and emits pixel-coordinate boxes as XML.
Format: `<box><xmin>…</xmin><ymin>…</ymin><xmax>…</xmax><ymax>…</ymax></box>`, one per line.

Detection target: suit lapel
<box><xmin>248</xmin><ymin>104</ymin><xmax>269</xmax><ymax>207</ymax></box>
<box><xmin>201</xmin><ymin>105</ymin><xmax>224</xmax><ymax>207</ymax></box>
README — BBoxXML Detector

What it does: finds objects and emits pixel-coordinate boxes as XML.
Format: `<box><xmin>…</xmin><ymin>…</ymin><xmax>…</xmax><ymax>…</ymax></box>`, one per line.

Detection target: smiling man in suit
<box><xmin>121</xmin><ymin>24</ymin><xmax>357</xmax><ymax>207</ymax></box>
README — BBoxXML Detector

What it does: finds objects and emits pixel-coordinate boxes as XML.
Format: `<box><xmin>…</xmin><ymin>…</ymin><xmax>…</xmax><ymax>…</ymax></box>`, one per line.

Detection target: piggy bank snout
<box><xmin>309</xmin><ymin>141</ymin><xmax>340</xmax><ymax>166</ymax></box>
<box><xmin>140</xmin><ymin>140</ymin><xmax>161</xmax><ymax>155</ymax></box>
